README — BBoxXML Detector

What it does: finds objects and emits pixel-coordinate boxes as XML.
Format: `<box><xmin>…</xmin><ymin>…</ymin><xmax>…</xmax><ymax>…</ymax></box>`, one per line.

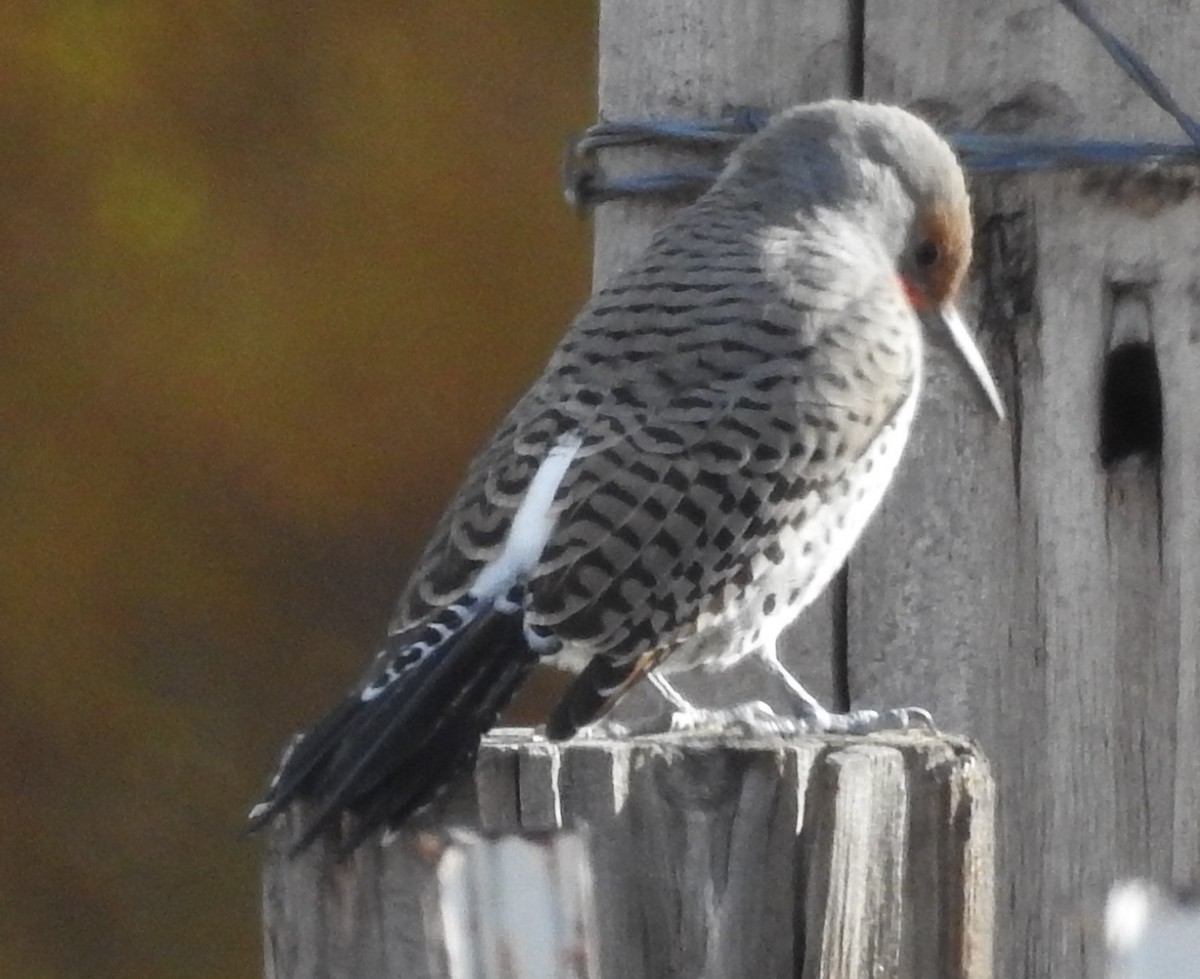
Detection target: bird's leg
<box><xmin>761</xmin><ymin>655</ymin><xmax>828</xmax><ymax>717</ymax></box>
<box><xmin>646</xmin><ymin>671</ymin><xmax>695</xmax><ymax>712</ymax></box>
<box><xmin>763</xmin><ymin>655</ymin><xmax>937</xmax><ymax>735</ymax></box>
<box><xmin>646</xmin><ymin>673</ymin><xmax>783</xmax><ymax>734</ymax></box>
<box><xmin>572</xmin><ymin>671</ymin><xmax>703</xmax><ymax>737</ymax></box>
<box><xmin>574</xmin><ymin>670</ymin><xmax>780</xmax><ymax>738</ymax></box>
<box><xmin>569</xmin><ymin>670</ymin><xmax>691</xmax><ymax>738</ymax></box>
<box><xmin>575</xmin><ymin>656</ymin><xmax>936</xmax><ymax>739</ymax></box>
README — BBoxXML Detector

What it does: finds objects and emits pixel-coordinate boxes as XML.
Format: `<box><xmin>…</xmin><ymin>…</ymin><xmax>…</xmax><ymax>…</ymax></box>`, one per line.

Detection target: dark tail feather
<box><xmin>334</xmin><ymin>640</ymin><xmax>535</xmax><ymax>854</ymax></box>
<box><xmin>545</xmin><ymin>651</ymin><xmax>649</xmax><ymax>740</ymax></box>
<box><xmin>246</xmin><ymin>599</ymin><xmax>536</xmax><ymax>855</ymax></box>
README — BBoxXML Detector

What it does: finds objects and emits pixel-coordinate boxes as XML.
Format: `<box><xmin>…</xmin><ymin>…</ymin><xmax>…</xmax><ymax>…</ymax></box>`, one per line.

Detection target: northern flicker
<box><xmin>248</xmin><ymin>100</ymin><xmax>1005</xmax><ymax>854</ymax></box>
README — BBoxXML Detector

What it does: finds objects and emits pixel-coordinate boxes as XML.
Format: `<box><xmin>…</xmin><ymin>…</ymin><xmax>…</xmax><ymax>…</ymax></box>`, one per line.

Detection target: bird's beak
<box><xmin>922</xmin><ymin>304</ymin><xmax>1006</xmax><ymax>421</ymax></box>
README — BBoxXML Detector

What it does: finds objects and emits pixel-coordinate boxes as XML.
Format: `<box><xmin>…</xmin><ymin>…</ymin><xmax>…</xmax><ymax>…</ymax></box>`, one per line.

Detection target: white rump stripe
<box><xmin>470</xmin><ymin>434</ymin><xmax>582</xmax><ymax>602</ymax></box>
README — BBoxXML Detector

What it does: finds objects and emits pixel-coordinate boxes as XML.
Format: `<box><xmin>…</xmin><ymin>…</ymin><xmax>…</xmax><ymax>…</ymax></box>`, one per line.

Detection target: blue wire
<box><xmin>565</xmin><ymin>1</ymin><xmax>1200</xmax><ymax>205</ymax></box>
<box><xmin>1055</xmin><ymin>0</ymin><xmax>1200</xmax><ymax>149</ymax></box>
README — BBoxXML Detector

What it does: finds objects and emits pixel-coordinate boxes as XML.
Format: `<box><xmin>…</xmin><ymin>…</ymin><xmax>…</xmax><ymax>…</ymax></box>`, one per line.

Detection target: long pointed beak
<box><xmin>924</xmin><ymin>304</ymin><xmax>1006</xmax><ymax>421</ymax></box>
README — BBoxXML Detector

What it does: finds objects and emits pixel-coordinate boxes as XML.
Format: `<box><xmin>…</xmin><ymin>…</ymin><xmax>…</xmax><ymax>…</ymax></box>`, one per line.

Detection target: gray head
<box><xmin>719</xmin><ymin>100</ymin><xmax>1004</xmax><ymax>419</ymax></box>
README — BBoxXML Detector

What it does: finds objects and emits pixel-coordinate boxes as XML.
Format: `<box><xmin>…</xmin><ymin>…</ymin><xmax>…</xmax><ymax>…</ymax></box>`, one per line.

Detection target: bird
<box><xmin>247</xmin><ymin>99</ymin><xmax>1005</xmax><ymax>855</ymax></box>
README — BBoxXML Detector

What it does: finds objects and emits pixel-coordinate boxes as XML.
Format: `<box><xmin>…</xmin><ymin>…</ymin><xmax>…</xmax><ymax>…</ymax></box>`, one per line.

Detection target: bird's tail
<box><xmin>246</xmin><ymin>591</ymin><xmax>537</xmax><ymax>855</ymax></box>
<box><xmin>544</xmin><ymin>648</ymin><xmax>658</xmax><ymax>741</ymax></box>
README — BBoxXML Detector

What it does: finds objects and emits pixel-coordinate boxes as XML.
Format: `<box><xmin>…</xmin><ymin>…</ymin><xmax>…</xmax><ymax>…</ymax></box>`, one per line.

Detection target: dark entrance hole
<box><xmin>1099</xmin><ymin>341</ymin><xmax>1162</xmax><ymax>469</ymax></box>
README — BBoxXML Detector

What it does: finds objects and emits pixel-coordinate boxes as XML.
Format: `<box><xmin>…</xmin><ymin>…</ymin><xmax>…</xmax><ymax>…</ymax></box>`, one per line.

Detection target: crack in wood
<box><xmin>975</xmin><ymin>180</ymin><xmax>1038</xmax><ymax>508</ymax></box>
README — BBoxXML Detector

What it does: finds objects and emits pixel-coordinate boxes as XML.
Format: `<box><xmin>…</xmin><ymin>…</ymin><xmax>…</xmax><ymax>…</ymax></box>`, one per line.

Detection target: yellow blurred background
<box><xmin>0</xmin><ymin>3</ymin><xmax>594</xmax><ymax>976</ymax></box>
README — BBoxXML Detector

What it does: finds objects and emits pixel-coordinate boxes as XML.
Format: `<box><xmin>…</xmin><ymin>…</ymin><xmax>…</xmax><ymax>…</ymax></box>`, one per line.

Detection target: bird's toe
<box><xmin>814</xmin><ymin>706</ymin><xmax>938</xmax><ymax>735</ymax></box>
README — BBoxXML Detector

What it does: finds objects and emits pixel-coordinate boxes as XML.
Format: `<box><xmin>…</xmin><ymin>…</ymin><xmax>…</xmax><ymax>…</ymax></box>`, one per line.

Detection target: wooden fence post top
<box><xmin>262</xmin><ymin>730</ymin><xmax>995</xmax><ymax>979</ymax></box>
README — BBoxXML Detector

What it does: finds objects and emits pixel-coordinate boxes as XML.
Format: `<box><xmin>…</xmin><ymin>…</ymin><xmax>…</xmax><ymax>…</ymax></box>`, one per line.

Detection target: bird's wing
<box><xmin>388</xmin><ymin>203</ymin><xmax>910</xmax><ymax>641</ymax></box>
<box><xmin>388</xmin><ymin>272</ymin><xmax>916</xmax><ymax>672</ymax></box>
<box><xmin>535</xmin><ymin>292</ymin><xmax>919</xmax><ymax>736</ymax></box>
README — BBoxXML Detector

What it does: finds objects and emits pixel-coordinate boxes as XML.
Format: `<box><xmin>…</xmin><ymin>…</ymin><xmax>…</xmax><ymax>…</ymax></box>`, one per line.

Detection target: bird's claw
<box><xmin>809</xmin><ymin>705</ymin><xmax>938</xmax><ymax>734</ymax></box>
<box><xmin>661</xmin><ymin>702</ymin><xmax>939</xmax><ymax>737</ymax></box>
<box><xmin>665</xmin><ymin>701</ymin><xmax>784</xmax><ymax>735</ymax></box>
<box><xmin>574</xmin><ymin>701</ymin><xmax>786</xmax><ymax>738</ymax></box>
<box><xmin>570</xmin><ymin>717</ymin><xmax>636</xmax><ymax>739</ymax></box>
<box><xmin>572</xmin><ymin>703</ymin><xmax>937</xmax><ymax>739</ymax></box>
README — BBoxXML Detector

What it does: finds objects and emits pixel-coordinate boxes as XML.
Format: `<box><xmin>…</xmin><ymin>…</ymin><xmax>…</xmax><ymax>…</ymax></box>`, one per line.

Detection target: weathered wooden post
<box><xmin>263</xmin><ymin>732</ymin><xmax>993</xmax><ymax>977</ymax></box>
<box><xmin>854</xmin><ymin>3</ymin><xmax>1200</xmax><ymax>978</ymax></box>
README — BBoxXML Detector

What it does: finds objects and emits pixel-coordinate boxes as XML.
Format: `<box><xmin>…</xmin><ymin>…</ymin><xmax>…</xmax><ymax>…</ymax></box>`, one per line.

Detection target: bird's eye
<box><xmin>914</xmin><ymin>239</ymin><xmax>940</xmax><ymax>268</ymax></box>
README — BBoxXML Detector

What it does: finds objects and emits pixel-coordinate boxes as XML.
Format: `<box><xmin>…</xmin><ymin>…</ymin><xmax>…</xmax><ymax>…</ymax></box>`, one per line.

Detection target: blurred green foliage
<box><xmin>0</xmin><ymin>2</ymin><xmax>594</xmax><ymax>976</ymax></box>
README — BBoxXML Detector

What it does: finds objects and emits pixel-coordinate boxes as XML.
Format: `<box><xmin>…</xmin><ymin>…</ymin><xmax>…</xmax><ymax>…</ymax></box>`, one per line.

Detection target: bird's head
<box><xmin>728</xmin><ymin>100</ymin><xmax>1006</xmax><ymax>421</ymax></box>
<box><xmin>883</xmin><ymin>112</ymin><xmax>1006</xmax><ymax>422</ymax></box>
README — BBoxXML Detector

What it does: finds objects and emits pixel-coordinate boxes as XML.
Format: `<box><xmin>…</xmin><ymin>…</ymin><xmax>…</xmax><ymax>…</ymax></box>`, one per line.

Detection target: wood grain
<box><xmin>261</xmin><ymin>730</ymin><xmax>995</xmax><ymax>979</ymax></box>
<box><xmin>858</xmin><ymin>3</ymin><xmax>1200</xmax><ymax>978</ymax></box>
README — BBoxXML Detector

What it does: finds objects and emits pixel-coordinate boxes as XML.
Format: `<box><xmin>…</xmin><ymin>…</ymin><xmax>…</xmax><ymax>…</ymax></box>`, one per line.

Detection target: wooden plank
<box><xmin>802</xmin><ymin>744</ymin><xmax>911</xmax><ymax>977</ymax></box>
<box><xmin>592</xmin><ymin>0</ymin><xmax>853</xmax><ymax>733</ymax></box>
<box><xmin>857</xmin><ymin>3</ymin><xmax>1200</xmax><ymax>978</ymax></box>
<box><xmin>1154</xmin><ymin>182</ymin><xmax>1200</xmax><ymax>892</ymax></box>
<box><xmin>261</xmin><ymin>731</ymin><xmax>995</xmax><ymax>979</ymax></box>
<box><xmin>261</xmin><ymin>782</ymin><xmax>484</xmax><ymax>979</ymax></box>
<box><xmin>436</xmin><ymin>831</ymin><xmax>599</xmax><ymax>979</ymax></box>
<box><xmin>594</xmin><ymin>0</ymin><xmax>852</xmax><ymax>275</ymax></box>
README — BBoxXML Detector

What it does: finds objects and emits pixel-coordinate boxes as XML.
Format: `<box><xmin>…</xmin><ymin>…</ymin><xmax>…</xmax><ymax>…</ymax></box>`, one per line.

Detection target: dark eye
<box><xmin>914</xmin><ymin>239</ymin><xmax>940</xmax><ymax>268</ymax></box>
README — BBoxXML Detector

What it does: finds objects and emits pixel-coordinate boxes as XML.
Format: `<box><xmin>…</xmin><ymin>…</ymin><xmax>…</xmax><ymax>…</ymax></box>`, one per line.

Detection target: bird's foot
<box><xmin>569</xmin><ymin>716</ymin><xmax>637</xmax><ymax>739</ymax></box>
<box><xmin>664</xmin><ymin>701</ymin><xmax>786</xmax><ymax>736</ymax></box>
<box><xmin>571</xmin><ymin>701</ymin><xmax>781</xmax><ymax>738</ymax></box>
<box><xmin>799</xmin><ymin>705</ymin><xmax>938</xmax><ymax>735</ymax></box>
<box><xmin>662</xmin><ymin>703</ymin><xmax>937</xmax><ymax>736</ymax></box>
<box><xmin>575</xmin><ymin>702</ymin><xmax>799</xmax><ymax>737</ymax></box>
<box><xmin>573</xmin><ymin>703</ymin><xmax>936</xmax><ymax>738</ymax></box>
<box><xmin>761</xmin><ymin>658</ymin><xmax>937</xmax><ymax>735</ymax></box>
